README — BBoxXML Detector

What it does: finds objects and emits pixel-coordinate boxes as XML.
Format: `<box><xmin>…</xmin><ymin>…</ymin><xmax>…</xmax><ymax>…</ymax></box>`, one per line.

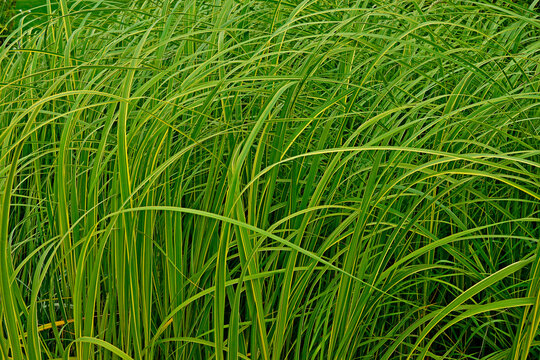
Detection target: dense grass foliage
<box><xmin>0</xmin><ymin>1</ymin><xmax>16</xmax><ymax>39</ymax></box>
<box><xmin>1</xmin><ymin>0</ymin><xmax>539</xmax><ymax>359</ymax></box>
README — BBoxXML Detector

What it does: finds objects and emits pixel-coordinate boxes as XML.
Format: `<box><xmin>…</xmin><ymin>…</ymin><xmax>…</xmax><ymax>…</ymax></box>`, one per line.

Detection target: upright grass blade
<box><xmin>0</xmin><ymin>0</ymin><xmax>538</xmax><ymax>359</ymax></box>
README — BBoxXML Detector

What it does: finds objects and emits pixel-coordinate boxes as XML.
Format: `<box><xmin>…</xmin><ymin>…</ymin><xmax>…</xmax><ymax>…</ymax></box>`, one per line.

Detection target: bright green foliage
<box><xmin>0</xmin><ymin>0</ymin><xmax>16</xmax><ymax>37</ymax></box>
<box><xmin>0</xmin><ymin>0</ymin><xmax>539</xmax><ymax>359</ymax></box>
<box><xmin>16</xmin><ymin>0</ymin><xmax>46</xmax><ymax>10</ymax></box>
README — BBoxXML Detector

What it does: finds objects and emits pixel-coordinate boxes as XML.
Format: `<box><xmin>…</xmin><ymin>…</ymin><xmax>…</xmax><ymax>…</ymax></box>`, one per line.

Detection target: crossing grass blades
<box><xmin>0</xmin><ymin>0</ymin><xmax>539</xmax><ymax>359</ymax></box>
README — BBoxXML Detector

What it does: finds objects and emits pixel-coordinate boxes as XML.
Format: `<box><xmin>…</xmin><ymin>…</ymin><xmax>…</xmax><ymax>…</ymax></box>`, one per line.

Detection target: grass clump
<box><xmin>0</xmin><ymin>0</ymin><xmax>539</xmax><ymax>359</ymax></box>
<box><xmin>0</xmin><ymin>0</ymin><xmax>17</xmax><ymax>40</ymax></box>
